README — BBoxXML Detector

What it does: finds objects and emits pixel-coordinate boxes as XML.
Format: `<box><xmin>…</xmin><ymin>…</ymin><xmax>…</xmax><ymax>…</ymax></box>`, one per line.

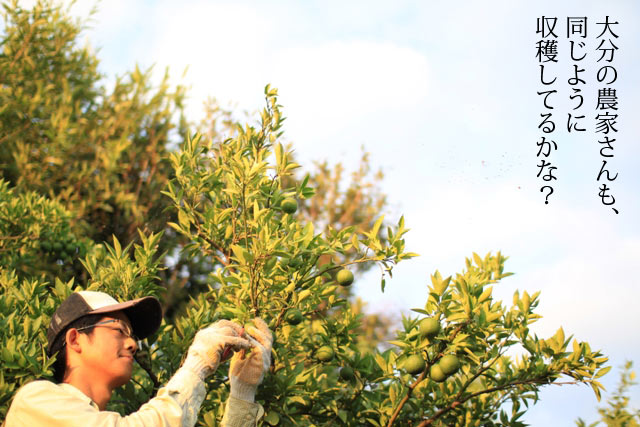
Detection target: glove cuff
<box><xmin>230</xmin><ymin>376</ymin><xmax>258</xmax><ymax>402</ymax></box>
<box><xmin>183</xmin><ymin>352</ymin><xmax>217</xmax><ymax>381</ymax></box>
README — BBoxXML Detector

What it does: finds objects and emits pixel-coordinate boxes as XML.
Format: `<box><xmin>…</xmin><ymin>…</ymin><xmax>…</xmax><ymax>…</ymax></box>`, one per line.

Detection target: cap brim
<box><xmin>89</xmin><ymin>296</ymin><xmax>163</xmax><ymax>340</ymax></box>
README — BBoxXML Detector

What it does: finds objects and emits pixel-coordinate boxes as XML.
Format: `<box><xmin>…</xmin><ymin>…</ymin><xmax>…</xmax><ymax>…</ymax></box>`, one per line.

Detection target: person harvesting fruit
<box><xmin>4</xmin><ymin>291</ymin><xmax>273</xmax><ymax>426</ymax></box>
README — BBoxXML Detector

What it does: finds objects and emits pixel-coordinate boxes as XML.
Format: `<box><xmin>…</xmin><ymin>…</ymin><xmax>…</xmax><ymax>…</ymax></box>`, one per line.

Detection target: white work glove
<box><xmin>183</xmin><ymin>320</ymin><xmax>252</xmax><ymax>381</ymax></box>
<box><xmin>229</xmin><ymin>318</ymin><xmax>273</xmax><ymax>402</ymax></box>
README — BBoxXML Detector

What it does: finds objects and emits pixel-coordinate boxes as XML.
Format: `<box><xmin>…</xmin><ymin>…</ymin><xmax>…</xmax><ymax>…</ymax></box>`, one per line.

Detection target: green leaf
<box><xmin>594</xmin><ymin>366</ymin><xmax>611</xmax><ymax>379</ymax></box>
<box><xmin>371</xmin><ymin>215</ymin><xmax>384</xmax><ymax>238</ymax></box>
<box><xmin>178</xmin><ymin>210</ymin><xmax>190</xmax><ymax>230</ymax></box>
<box><xmin>473</xmin><ymin>252</ymin><xmax>483</xmax><ymax>267</ymax></box>
<box><xmin>230</xmin><ymin>244</ymin><xmax>246</xmax><ymax>264</ymax></box>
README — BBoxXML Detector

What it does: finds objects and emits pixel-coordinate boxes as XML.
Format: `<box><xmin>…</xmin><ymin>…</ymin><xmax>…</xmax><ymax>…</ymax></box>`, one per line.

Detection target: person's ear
<box><xmin>65</xmin><ymin>329</ymin><xmax>82</xmax><ymax>353</ymax></box>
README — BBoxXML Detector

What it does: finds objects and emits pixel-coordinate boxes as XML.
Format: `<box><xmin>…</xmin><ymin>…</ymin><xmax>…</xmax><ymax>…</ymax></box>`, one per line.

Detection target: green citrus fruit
<box><xmin>404</xmin><ymin>354</ymin><xmax>426</xmax><ymax>375</ymax></box>
<box><xmin>264</xmin><ymin>410</ymin><xmax>280</xmax><ymax>425</ymax></box>
<box><xmin>281</xmin><ymin>198</ymin><xmax>298</xmax><ymax>214</ymax></box>
<box><xmin>336</xmin><ymin>269</ymin><xmax>354</xmax><ymax>287</ymax></box>
<box><xmin>53</xmin><ymin>242</ymin><xmax>63</xmax><ymax>252</ymax></box>
<box><xmin>285</xmin><ymin>308</ymin><xmax>303</xmax><ymax>325</ymax></box>
<box><xmin>430</xmin><ymin>363</ymin><xmax>447</xmax><ymax>382</ymax></box>
<box><xmin>439</xmin><ymin>355</ymin><xmax>460</xmax><ymax>376</ymax></box>
<box><xmin>339</xmin><ymin>366</ymin><xmax>355</xmax><ymax>381</ymax></box>
<box><xmin>419</xmin><ymin>317</ymin><xmax>440</xmax><ymax>339</ymax></box>
<box><xmin>316</xmin><ymin>345</ymin><xmax>335</xmax><ymax>362</ymax></box>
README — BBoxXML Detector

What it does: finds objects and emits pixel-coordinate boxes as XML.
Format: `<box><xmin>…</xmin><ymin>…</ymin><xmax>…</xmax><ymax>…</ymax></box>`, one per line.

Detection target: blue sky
<box><xmin>11</xmin><ymin>0</ymin><xmax>640</xmax><ymax>424</ymax></box>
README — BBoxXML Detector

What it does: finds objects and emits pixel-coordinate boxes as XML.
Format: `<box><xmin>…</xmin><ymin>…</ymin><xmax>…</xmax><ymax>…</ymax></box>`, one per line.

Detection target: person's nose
<box><xmin>125</xmin><ymin>336</ymin><xmax>138</xmax><ymax>355</ymax></box>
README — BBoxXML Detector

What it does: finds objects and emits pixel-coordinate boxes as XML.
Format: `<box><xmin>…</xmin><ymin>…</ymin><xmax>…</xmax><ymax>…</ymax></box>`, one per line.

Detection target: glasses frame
<box><xmin>74</xmin><ymin>319</ymin><xmax>139</xmax><ymax>343</ymax></box>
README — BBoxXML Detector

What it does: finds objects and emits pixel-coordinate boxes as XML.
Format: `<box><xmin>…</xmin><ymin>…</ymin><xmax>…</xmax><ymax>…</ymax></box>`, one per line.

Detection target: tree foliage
<box><xmin>0</xmin><ymin>2</ymin><xmax>611</xmax><ymax>425</ymax></box>
<box><xmin>0</xmin><ymin>0</ymin><xmax>386</xmax><ymax>315</ymax></box>
<box><xmin>577</xmin><ymin>361</ymin><xmax>640</xmax><ymax>427</ymax></box>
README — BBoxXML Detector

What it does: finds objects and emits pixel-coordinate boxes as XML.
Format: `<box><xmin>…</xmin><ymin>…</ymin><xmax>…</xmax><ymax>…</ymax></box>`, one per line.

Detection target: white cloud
<box><xmin>520</xmin><ymin>238</ymin><xmax>640</xmax><ymax>347</ymax></box>
<box><xmin>118</xmin><ymin>2</ymin><xmax>430</xmax><ymax>139</ymax></box>
<box><xmin>273</xmin><ymin>41</ymin><xmax>429</xmax><ymax>139</ymax></box>
<box><xmin>137</xmin><ymin>1</ymin><xmax>274</xmax><ymax>116</ymax></box>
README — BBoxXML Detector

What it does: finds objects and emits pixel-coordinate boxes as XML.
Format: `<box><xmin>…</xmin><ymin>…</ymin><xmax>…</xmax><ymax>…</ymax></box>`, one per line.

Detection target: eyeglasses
<box><xmin>75</xmin><ymin>319</ymin><xmax>139</xmax><ymax>342</ymax></box>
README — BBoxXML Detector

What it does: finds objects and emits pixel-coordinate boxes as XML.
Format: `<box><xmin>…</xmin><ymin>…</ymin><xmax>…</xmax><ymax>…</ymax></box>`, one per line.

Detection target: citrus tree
<box><xmin>0</xmin><ymin>0</ymin><xmax>388</xmax><ymax>317</ymax></box>
<box><xmin>152</xmin><ymin>87</ymin><xmax>608</xmax><ymax>426</ymax></box>
<box><xmin>1</xmin><ymin>85</ymin><xmax>610</xmax><ymax>425</ymax></box>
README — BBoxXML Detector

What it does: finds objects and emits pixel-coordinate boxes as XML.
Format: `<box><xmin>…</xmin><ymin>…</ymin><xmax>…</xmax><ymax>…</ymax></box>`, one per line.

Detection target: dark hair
<box><xmin>50</xmin><ymin>314</ymin><xmax>104</xmax><ymax>383</ymax></box>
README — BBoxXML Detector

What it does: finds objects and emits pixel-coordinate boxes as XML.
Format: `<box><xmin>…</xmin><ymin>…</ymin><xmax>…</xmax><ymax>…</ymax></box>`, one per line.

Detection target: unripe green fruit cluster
<box><xmin>419</xmin><ymin>317</ymin><xmax>440</xmax><ymax>339</ymax></box>
<box><xmin>280</xmin><ymin>197</ymin><xmax>298</xmax><ymax>214</ymax></box>
<box><xmin>316</xmin><ymin>345</ymin><xmax>334</xmax><ymax>362</ymax></box>
<box><xmin>339</xmin><ymin>366</ymin><xmax>355</xmax><ymax>381</ymax></box>
<box><xmin>336</xmin><ymin>268</ymin><xmax>354</xmax><ymax>287</ymax></box>
<box><xmin>429</xmin><ymin>364</ymin><xmax>446</xmax><ymax>382</ymax></box>
<box><xmin>285</xmin><ymin>308</ymin><xmax>303</xmax><ymax>325</ymax></box>
<box><xmin>40</xmin><ymin>232</ymin><xmax>81</xmax><ymax>261</ymax></box>
<box><xmin>439</xmin><ymin>354</ymin><xmax>460</xmax><ymax>375</ymax></box>
<box><xmin>313</xmin><ymin>344</ymin><xmax>356</xmax><ymax>383</ymax></box>
<box><xmin>403</xmin><ymin>354</ymin><xmax>426</xmax><ymax>375</ymax></box>
<box><xmin>430</xmin><ymin>354</ymin><xmax>460</xmax><ymax>382</ymax></box>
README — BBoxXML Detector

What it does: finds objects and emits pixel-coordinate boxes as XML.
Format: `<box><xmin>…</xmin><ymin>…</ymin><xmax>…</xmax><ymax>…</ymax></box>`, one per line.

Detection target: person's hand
<box><xmin>229</xmin><ymin>318</ymin><xmax>273</xmax><ymax>402</ymax></box>
<box><xmin>183</xmin><ymin>320</ymin><xmax>252</xmax><ymax>381</ymax></box>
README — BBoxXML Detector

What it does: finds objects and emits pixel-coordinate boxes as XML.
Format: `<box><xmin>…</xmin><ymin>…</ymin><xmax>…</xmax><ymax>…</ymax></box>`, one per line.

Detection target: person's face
<box><xmin>74</xmin><ymin>311</ymin><xmax>138</xmax><ymax>389</ymax></box>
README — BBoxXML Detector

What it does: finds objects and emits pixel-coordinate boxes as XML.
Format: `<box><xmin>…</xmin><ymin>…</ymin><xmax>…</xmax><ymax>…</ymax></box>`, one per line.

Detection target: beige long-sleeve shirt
<box><xmin>3</xmin><ymin>369</ymin><xmax>263</xmax><ymax>427</ymax></box>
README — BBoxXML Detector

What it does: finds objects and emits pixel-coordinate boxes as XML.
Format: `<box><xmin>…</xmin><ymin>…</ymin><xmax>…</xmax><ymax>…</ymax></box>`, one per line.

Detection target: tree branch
<box><xmin>386</xmin><ymin>319</ymin><xmax>471</xmax><ymax>427</ymax></box>
<box><xmin>415</xmin><ymin>376</ymin><xmax>572</xmax><ymax>427</ymax></box>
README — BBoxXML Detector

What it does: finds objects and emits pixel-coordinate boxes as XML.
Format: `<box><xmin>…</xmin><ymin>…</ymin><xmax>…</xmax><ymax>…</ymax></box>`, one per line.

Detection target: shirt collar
<box><xmin>59</xmin><ymin>382</ymin><xmax>100</xmax><ymax>410</ymax></box>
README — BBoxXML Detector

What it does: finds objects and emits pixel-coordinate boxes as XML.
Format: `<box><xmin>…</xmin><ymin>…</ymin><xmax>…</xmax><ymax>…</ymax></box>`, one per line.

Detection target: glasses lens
<box><xmin>122</xmin><ymin>323</ymin><xmax>139</xmax><ymax>342</ymax></box>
